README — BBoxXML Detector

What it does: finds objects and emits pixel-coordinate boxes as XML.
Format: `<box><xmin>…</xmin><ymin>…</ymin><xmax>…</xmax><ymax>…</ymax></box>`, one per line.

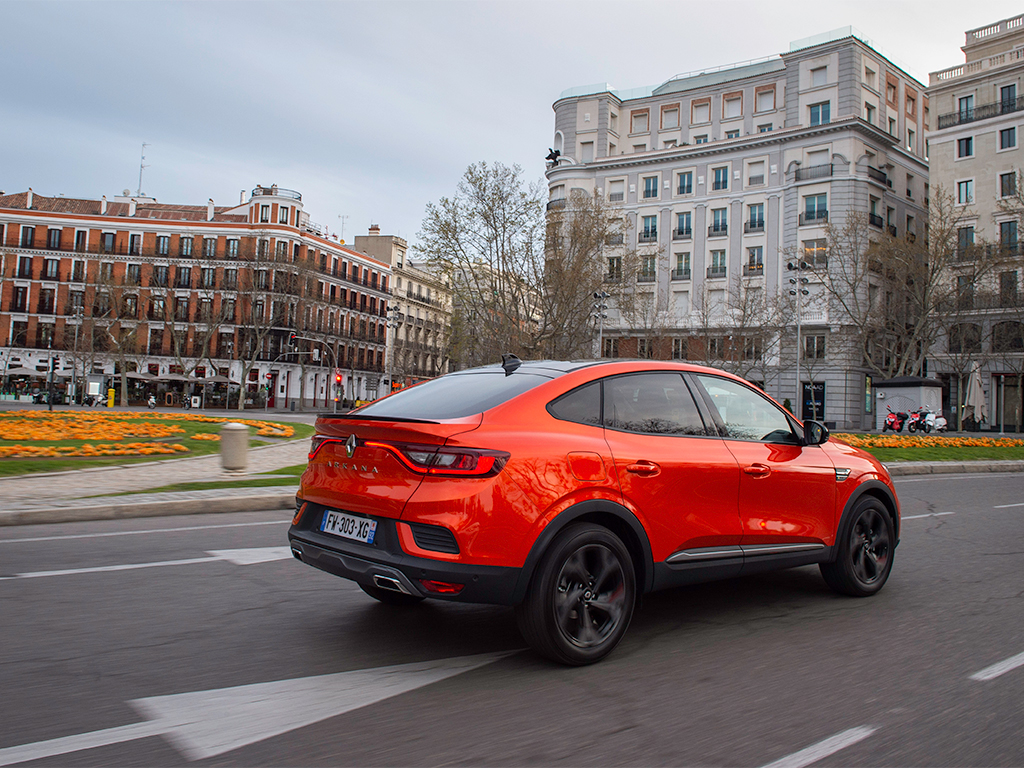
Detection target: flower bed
<box><xmin>836</xmin><ymin>434</ymin><xmax>1024</xmax><ymax>449</ymax></box>
<box><xmin>0</xmin><ymin>442</ymin><xmax>190</xmax><ymax>459</ymax></box>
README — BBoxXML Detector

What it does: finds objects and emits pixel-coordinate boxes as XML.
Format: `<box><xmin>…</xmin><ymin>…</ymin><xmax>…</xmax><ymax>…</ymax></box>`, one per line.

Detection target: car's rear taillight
<box><xmin>364</xmin><ymin>441</ymin><xmax>509</xmax><ymax>478</ymax></box>
<box><xmin>418</xmin><ymin>579</ymin><xmax>465</xmax><ymax>594</ymax></box>
<box><xmin>308</xmin><ymin>435</ymin><xmax>338</xmax><ymax>460</ymax></box>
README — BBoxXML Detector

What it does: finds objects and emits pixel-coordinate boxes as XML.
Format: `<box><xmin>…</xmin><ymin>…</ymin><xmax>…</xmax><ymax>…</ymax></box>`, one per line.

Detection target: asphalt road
<box><xmin>1</xmin><ymin>474</ymin><xmax>1023</xmax><ymax>767</ymax></box>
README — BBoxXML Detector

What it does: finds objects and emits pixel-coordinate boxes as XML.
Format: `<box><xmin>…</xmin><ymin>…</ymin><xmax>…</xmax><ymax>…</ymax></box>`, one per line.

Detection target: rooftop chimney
<box><xmin>26</xmin><ymin>188</ymin><xmax>33</xmax><ymax>209</ymax></box>
<box><xmin>240</xmin><ymin>189</ymin><xmax>245</xmax><ymax>205</ymax></box>
<box><xmin>369</xmin><ymin>224</ymin><xmax>381</xmax><ymax>236</ymax></box>
<box><xmin>101</xmin><ymin>195</ymin><xmax>107</xmax><ymax>214</ymax></box>
<box><xmin>129</xmin><ymin>198</ymin><xmax>137</xmax><ymax>216</ymax></box>
<box><xmin>207</xmin><ymin>198</ymin><xmax>215</xmax><ymax>221</ymax></box>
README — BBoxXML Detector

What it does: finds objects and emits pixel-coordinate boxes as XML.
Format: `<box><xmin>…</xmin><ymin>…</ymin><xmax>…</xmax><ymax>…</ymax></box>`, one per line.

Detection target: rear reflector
<box><xmin>418</xmin><ymin>579</ymin><xmax>465</xmax><ymax>595</ymax></box>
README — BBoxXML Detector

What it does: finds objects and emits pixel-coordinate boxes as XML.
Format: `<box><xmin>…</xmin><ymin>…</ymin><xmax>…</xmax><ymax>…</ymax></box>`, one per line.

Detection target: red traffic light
<box><xmin>334</xmin><ymin>373</ymin><xmax>342</xmax><ymax>384</ymax></box>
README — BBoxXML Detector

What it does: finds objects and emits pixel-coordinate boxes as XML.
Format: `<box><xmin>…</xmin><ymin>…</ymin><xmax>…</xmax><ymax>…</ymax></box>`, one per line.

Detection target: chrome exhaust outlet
<box><xmin>373</xmin><ymin>575</ymin><xmax>410</xmax><ymax>594</ymax></box>
<box><xmin>290</xmin><ymin>546</ymin><xmax>303</xmax><ymax>561</ymax></box>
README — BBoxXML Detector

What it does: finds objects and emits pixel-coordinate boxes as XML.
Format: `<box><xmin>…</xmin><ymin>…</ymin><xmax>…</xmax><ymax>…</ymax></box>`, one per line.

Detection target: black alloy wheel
<box><xmin>820</xmin><ymin>497</ymin><xmax>894</xmax><ymax>597</ymax></box>
<box><xmin>516</xmin><ymin>523</ymin><xmax>636</xmax><ymax>665</ymax></box>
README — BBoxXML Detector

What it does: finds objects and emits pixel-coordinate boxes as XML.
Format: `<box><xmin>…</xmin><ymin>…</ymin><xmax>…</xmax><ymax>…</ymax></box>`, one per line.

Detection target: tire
<box><xmin>820</xmin><ymin>497</ymin><xmax>895</xmax><ymax>597</ymax></box>
<box><xmin>515</xmin><ymin>523</ymin><xmax>636</xmax><ymax>666</ymax></box>
<box><xmin>924</xmin><ymin>423</ymin><xmax>932</xmax><ymax>433</ymax></box>
<box><xmin>359</xmin><ymin>582</ymin><xmax>425</xmax><ymax>606</ymax></box>
<box><xmin>882</xmin><ymin>423</ymin><xmax>891</xmax><ymax>432</ymax></box>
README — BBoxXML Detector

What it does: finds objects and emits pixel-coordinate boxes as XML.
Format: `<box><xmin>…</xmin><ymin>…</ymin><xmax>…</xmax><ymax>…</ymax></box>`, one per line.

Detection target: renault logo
<box><xmin>345</xmin><ymin>433</ymin><xmax>357</xmax><ymax>458</ymax></box>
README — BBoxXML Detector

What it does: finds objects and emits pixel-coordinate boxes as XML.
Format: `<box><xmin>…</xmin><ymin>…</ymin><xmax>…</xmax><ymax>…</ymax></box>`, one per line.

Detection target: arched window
<box><xmin>992</xmin><ymin>321</ymin><xmax>1024</xmax><ymax>352</ymax></box>
<box><xmin>553</xmin><ymin>131</ymin><xmax>564</xmax><ymax>154</ymax></box>
<box><xmin>948</xmin><ymin>323</ymin><xmax>982</xmax><ymax>354</ymax></box>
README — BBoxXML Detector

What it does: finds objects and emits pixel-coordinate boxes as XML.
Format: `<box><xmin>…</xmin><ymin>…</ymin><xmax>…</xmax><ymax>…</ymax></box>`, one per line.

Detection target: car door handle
<box><xmin>626</xmin><ymin>461</ymin><xmax>661</xmax><ymax>476</ymax></box>
<box><xmin>743</xmin><ymin>463</ymin><xmax>771</xmax><ymax>478</ymax></box>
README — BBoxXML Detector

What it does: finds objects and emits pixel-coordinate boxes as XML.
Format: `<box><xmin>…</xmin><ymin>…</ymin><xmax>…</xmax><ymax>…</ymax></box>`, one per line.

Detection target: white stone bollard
<box><xmin>220</xmin><ymin>422</ymin><xmax>249</xmax><ymax>472</ymax></box>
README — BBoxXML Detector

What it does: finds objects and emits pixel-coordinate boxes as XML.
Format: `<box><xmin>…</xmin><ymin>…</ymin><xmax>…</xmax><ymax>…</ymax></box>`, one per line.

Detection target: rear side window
<box><xmin>356</xmin><ymin>371</ymin><xmax>551</xmax><ymax>420</ymax></box>
<box><xmin>604</xmin><ymin>373</ymin><xmax>707</xmax><ymax>435</ymax></box>
<box><xmin>548</xmin><ymin>382</ymin><xmax>602</xmax><ymax>426</ymax></box>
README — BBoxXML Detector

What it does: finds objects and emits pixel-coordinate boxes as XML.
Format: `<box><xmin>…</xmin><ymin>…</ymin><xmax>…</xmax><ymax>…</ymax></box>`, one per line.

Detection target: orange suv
<box><xmin>289</xmin><ymin>359</ymin><xmax>899</xmax><ymax>665</ymax></box>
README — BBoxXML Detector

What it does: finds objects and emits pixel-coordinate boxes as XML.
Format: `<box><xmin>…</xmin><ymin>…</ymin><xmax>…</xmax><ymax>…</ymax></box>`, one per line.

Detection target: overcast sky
<box><xmin>3</xmin><ymin>1</ymin><xmax>1022</xmax><ymax>249</ymax></box>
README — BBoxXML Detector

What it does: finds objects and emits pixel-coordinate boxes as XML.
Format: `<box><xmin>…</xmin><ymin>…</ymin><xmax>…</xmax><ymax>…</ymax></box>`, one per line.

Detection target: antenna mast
<box><xmin>136</xmin><ymin>143</ymin><xmax>149</xmax><ymax>196</ymax></box>
<box><xmin>337</xmin><ymin>214</ymin><xmax>349</xmax><ymax>241</ymax></box>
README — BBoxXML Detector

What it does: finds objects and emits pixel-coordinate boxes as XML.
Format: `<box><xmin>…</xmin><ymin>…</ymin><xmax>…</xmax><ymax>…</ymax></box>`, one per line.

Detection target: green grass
<box><xmin>0</xmin><ymin>415</ymin><xmax>313</xmax><ymax>478</ymax></box>
<box><xmin>859</xmin><ymin>445</ymin><xmax>1024</xmax><ymax>463</ymax></box>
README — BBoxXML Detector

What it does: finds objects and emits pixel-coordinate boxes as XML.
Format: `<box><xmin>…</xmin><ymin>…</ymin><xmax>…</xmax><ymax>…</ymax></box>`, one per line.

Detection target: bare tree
<box><xmin>235</xmin><ymin>235</ymin><xmax>285</xmax><ymax>410</ymax></box>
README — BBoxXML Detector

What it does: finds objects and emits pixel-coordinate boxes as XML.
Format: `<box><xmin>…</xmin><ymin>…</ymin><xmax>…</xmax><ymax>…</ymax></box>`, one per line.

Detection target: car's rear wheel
<box><xmin>516</xmin><ymin>523</ymin><xmax>635</xmax><ymax>666</ymax></box>
<box><xmin>820</xmin><ymin>497</ymin><xmax>894</xmax><ymax>597</ymax></box>
<box><xmin>359</xmin><ymin>582</ymin><xmax>425</xmax><ymax>606</ymax></box>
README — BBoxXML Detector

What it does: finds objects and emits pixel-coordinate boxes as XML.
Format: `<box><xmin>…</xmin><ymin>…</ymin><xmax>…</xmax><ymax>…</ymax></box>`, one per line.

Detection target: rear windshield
<box><xmin>355</xmin><ymin>371</ymin><xmax>552</xmax><ymax>420</ymax></box>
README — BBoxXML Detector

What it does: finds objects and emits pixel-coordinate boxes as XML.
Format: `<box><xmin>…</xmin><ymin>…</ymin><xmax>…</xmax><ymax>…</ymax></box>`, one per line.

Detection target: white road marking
<box><xmin>0</xmin><ymin>652</ymin><xmax>510</xmax><ymax>766</ymax></box>
<box><xmin>970</xmin><ymin>650</ymin><xmax>1024</xmax><ymax>681</ymax></box>
<box><xmin>993</xmin><ymin>502</ymin><xmax>1024</xmax><ymax>509</ymax></box>
<box><xmin>0</xmin><ymin>519</ymin><xmax>289</xmax><ymax>545</ymax></box>
<box><xmin>902</xmin><ymin>512</ymin><xmax>956</xmax><ymax>520</ymax></box>
<box><xmin>0</xmin><ymin>547</ymin><xmax>293</xmax><ymax>580</ymax></box>
<box><xmin>758</xmin><ymin>726</ymin><xmax>877</xmax><ymax>768</ymax></box>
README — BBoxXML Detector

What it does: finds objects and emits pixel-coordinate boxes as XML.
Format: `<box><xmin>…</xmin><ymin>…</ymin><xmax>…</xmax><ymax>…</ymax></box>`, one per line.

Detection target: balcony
<box><xmin>638</xmin><ymin>231</ymin><xmax>658</xmax><ymax>244</ymax></box>
<box><xmin>546</xmin><ymin>198</ymin><xmax>567</xmax><ymax>211</ymax></box>
<box><xmin>708</xmin><ymin>224</ymin><xmax>728</xmax><ymax>238</ymax></box>
<box><xmin>869</xmin><ymin>213</ymin><xmax>884</xmax><ymax>229</ymax></box>
<box><xmin>672</xmin><ymin>228</ymin><xmax>692</xmax><ymax>241</ymax></box>
<box><xmin>707</xmin><ymin>266</ymin><xmax>727</xmax><ymax>279</ymax></box>
<box><xmin>937</xmin><ymin>95</ymin><xmax>1024</xmax><ymax>129</ymax></box>
<box><xmin>744</xmin><ymin>220</ymin><xmax>765</xmax><ymax>234</ymax></box>
<box><xmin>867</xmin><ymin>167</ymin><xmax>891</xmax><ymax>187</ymax></box>
<box><xmin>747</xmin><ymin>175</ymin><xmax>764</xmax><ymax>186</ymax></box>
<box><xmin>251</xmin><ymin>185</ymin><xmax>302</xmax><ymax>200</ymax></box>
<box><xmin>888</xmin><ymin>224</ymin><xmax>898</xmax><ymax>237</ymax></box>
<box><xmin>671</xmin><ymin>268</ymin><xmax>691</xmax><ymax>281</ymax></box>
<box><xmin>799</xmin><ymin>210</ymin><xmax>829</xmax><ymax>226</ymax></box>
<box><xmin>608</xmin><ymin>192</ymin><xmax>624</xmax><ymax>202</ymax></box>
<box><xmin>743</xmin><ymin>263</ymin><xmax>764</xmax><ymax>277</ymax></box>
<box><xmin>637</xmin><ymin>273</ymin><xmax>656</xmax><ymax>283</ymax></box>
<box><xmin>795</xmin><ymin>164</ymin><xmax>833</xmax><ymax>181</ymax></box>
<box><xmin>604</xmin><ymin>233</ymin><xmax>624</xmax><ymax>246</ymax></box>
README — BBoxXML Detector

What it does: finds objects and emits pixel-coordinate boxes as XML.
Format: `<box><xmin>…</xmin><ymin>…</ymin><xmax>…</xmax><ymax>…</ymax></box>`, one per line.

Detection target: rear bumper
<box><xmin>288</xmin><ymin>501</ymin><xmax>521</xmax><ymax>604</ymax></box>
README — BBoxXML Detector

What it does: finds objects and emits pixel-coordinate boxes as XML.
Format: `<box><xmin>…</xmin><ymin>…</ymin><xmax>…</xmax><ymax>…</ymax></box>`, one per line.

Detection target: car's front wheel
<box><xmin>820</xmin><ymin>497</ymin><xmax>894</xmax><ymax>597</ymax></box>
<box><xmin>516</xmin><ymin>523</ymin><xmax>636</xmax><ymax>665</ymax></box>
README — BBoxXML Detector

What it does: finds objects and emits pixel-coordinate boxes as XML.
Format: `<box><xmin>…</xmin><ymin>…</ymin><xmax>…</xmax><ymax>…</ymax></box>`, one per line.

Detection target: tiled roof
<box><xmin>0</xmin><ymin>192</ymin><xmax>247</xmax><ymax>223</ymax></box>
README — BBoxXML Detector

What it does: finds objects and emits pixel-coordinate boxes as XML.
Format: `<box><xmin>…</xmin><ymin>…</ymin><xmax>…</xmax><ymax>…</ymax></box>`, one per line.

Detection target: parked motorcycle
<box><xmin>922</xmin><ymin>408</ymin><xmax>948</xmax><ymax>433</ymax></box>
<box><xmin>906</xmin><ymin>408</ymin><xmax>927</xmax><ymax>433</ymax></box>
<box><xmin>883</xmin><ymin>406</ymin><xmax>909</xmax><ymax>432</ymax></box>
<box><xmin>147</xmin><ymin>395</ymin><xmax>157</xmax><ymax>409</ymax></box>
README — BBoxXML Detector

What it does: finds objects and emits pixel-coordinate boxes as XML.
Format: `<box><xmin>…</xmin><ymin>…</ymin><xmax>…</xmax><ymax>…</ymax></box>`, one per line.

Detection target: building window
<box><xmin>675</xmin><ymin>211</ymin><xmax>692</xmax><ymax>237</ymax></box>
<box><xmin>661</xmin><ymin>107</ymin><xmax>679</xmax><ymax>129</ymax></box>
<box><xmin>755</xmin><ymin>89</ymin><xmax>775</xmax><ymax>112</ymax></box>
<box><xmin>906</xmin><ymin>95</ymin><xmax>916</xmax><ymax>115</ymax></box>
<box><xmin>180</xmin><ymin>237</ymin><xmax>193</xmax><ymax>257</ymax></box>
<box><xmin>1001</xmin><ymin>127</ymin><xmax>1017</xmax><ymax>150</ymax></box>
<box><xmin>279</xmin><ymin>205</ymin><xmax>289</xmax><ymax>224</ymax></box>
<box><xmin>888</xmin><ymin>117</ymin><xmax>896</xmax><ymax>136</ymax></box>
<box><xmin>887</xmin><ymin>82</ymin><xmax>898</xmax><ymax>103</ymax></box>
<box><xmin>156</xmin><ymin>235</ymin><xmax>169</xmax><ymax>255</ymax></box>
<box><xmin>724</xmin><ymin>96</ymin><xmax>742</xmax><ymax>119</ymax></box>
<box><xmin>1001</xmin><ymin>84</ymin><xmax>1017</xmax><ymax>112</ymax></box>
<box><xmin>1000</xmin><ymin>271</ymin><xmax>1019</xmax><ymax>306</ymax></box>
<box><xmin>677</xmin><ymin>171</ymin><xmax>693</xmax><ymax>195</ymax></box>
<box><xmin>17</xmin><ymin>255</ymin><xmax>32</xmax><ymax>278</ymax></box>
<box><xmin>152</xmin><ymin>265</ymin><xmax>169</xmax><ymax>288</ymax></box>
<box><xmin>709</xmin><ymin>249</ymin><xmax>727</xmax><ymax>278</ymax></box>
<box><xmin>746</xmin><ymin>246</ymin><xmax>764</xmax><ymax>275</ymax></box>
<box><xmin>757</xmin><ymin>123</ymin><xmax>772</xmax><ymax>133</ymax></box>
<box><xmin>631</xmin><ymin>111</ymin><xmax>649</xmax><ymax>134</ymax></box>
<box><xmin>606</xmin><ymin>256</ymin><xmax>622</xmax><ymax>281</ymax></box>
<box><xmin>809</xmin><ymin>102</ymin><xmax>830</xmax><ymax>126</ymax></box>
<box><xmin>99</xmin><ymin>232</ymin><xmax>114</xmax><ymax>253</ymax></box>
<box><xmin>276</xmin><ymin>241</ymin><xmax>288</xmax><ymax>259</ymax></box>
<box><xmin>203</xmin><ymin>238</ymin><xmax>216</xmax><ymax>258</ymax></box>
<box><xmin>710</xmin><ymin>208</ymin><xmax>727</xmax><ymax>234</ymax></box>
<box><xmin>638</xmin><ymin>255</ymin><xmax>657</xmax><ymax>282</ymax></box>
<box><xmin>224</xmin><ymin>268</ymin><xmax>238</xmax><ymax>290</ymax></box>
<box><xmin>694</xmin><ymin>135</ymin><xmax>708</xmax><ymax>144</ymax></box>
<box><xmin>47</xmin><ymin>229</ymin><xmax>61</xmax><ymax>250</ymax></box>
<box><xmin>691</xmin><ymin>101</ymin><xmax>710</xmax><ymax>124</ymax></box>
<box><xmin>632</xmin><ymin>144</ymin><xmax>646</xmax><ymax>153</ymax></box>
<box><xmin>126</xmin><ymin>264</ymin><xmax>141</xmax><ymax>285</ymax></box>
<box><xmin>957</xmin><ymin>226</ymin><xmax>975</xmax><ymax>258</ymax></box>
<box><xmin>712</xmin><ymin>167</ymin><xmax>728</xmax><ymax>191</ymax></box>
<box><xmin>725</xmin><ymin>130</ymin><xmax>740</xmax><ymax>139</ymax></box>
<box><xmin>672</xmin><ymin>338</ymin><xmax>686</xmax><ymax>359</ymax></box>
<box><xmin>128</xmin><ymin>234</ymin><xmax>141</xmax><ymax>254</ymax></box>
<box><xmin>958</xmin><ymin>94</ymin><xmax>974</xmax><ymax>119</ymax></box>
<box><xmin>747</xmin><ymin>203</ymin><xmax>764</xmax><ymax>230</ymax></box>
<box><xmin>12</xmin><ymin>286</ymin><xmax>28</xmax><ymax>313</ymax></box>
<box><xmin>260</xmin><ymin>205</ymin><xmax>270</xmax><ymax>222</ymax></box>
<box><xmin>1001</xmin><ymin>172</ymin><xmax>1017</xmax><ymax>198</ymax></box>
<box><xmin>957</xmin><ymin>179</ymin><xmax>974</xmax><ymax>204</ymax></box>
<box><xmin>201</xmin><ymin>267</ymin><xmax>216</xmax><ymax>288</ymax></box>
<box><xmin>99</xmin><ymin>262</ymin><xmax>114</xmax><ymax>282</ymax></box>
<box><xmin>1001</xmin><ymin>220</ymin><xmax>1018</xmax><ymax>251</ymax></box>
<box><xmin>640</xmin><ymin>215</ymin><xmax>658</xmax><ymax>242</ymax></box>
<box><xmin>803</xmin><ymin>239</ymin><xmax>827</xmax><ymax>267</ymax></box>
<box><xmin>673</xmin><ymin>252</ymin><xmax>690</xmax><ymax>279</ymax></box>
<box><xmin>907</xmin><ymin>129</ymin><xmax>915</xmax><ymax>151</ymax></box>
<box><xmin>43</xmin><ymin>259</ymin><xmax>59</xmax><ymax>280</ymax></box>
<box><xmin>804</xmin><ymin>334</ymin><xmax>826</xmax><ymax>359</ymax></box>
<box><xmin>957</xmin><ymin>137</ymin><xmax>974</xmax><ymax>158</ymax></box>
<box><xmin>811</xmin><ymin>66</ymin><xmax>827</xmax><ymax>87</ymax></box>
<box><xmin>226</xmin><ymin>239</ymin><xmax>239</xmax><ymax>258</ymax></box>
<box><xmin>643</xmin><ymin>176</ymin><xmax>658</xmax><ymax>199</ymax></box>
<box><xmin>865</xmin><ymin>103</ymin><xmax>875</xmax><ymax>124</ymax></box>
<box><xmin>803</xmin><ymin>194</ymin><xmax>828</xmax><ymax>224</ymax></box>
<box><xmin>603</xmin><ymin>337</ymin><xmax>619</xmax><ymax>358</ymax></box>
<box><xmin>175</xmin><ymin>267</ymin><xmax>192</xmax><ymax>289</ymax></box>
<box><xmin>637</xmin><ymin>338</ymin><xmax>654</xmax><ymax>359</ymax></box>
<box><xmin>74</xmin><ymin>231</ymin><xmax>87</xmax><ymax>252</ymax></box>
<box><xmin>20</xmin><ymin>226</ymin><xmax>35</xmax><ymax>247</ymax></box>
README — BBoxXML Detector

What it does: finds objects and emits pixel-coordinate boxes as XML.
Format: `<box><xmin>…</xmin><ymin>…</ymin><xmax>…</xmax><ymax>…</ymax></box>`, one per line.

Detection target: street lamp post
<box><xmin>289</xmin><ymin>335</ymin><xmax>339</xmax><ymax>412</ymax></box>
<box><xmin>592</xmin><ymin>291</ymin><xmax>609</xmax><ymax>358</ymax></box>
<box><xmin>788</xmin><ymin>263</ymin><xmax>810</xmax><ymax>417</ymax></box>
<box><xmin>386</xmin><ymin>305</ymin><xmax>401</xmax><ymax>393</ymax></box>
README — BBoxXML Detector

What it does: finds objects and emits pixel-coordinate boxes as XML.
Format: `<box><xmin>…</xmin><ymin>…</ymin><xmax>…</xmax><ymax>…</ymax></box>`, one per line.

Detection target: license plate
<box><xmin>320</xmin><ymin>510</ymin><xmax>377</xmax><ymax>544</ymax></box>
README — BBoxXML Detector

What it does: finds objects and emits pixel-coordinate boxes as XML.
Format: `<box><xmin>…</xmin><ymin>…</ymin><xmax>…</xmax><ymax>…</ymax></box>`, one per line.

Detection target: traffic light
<box><xmin>288</xmin><ymin>332</ymin><xmax>297</xmax><ymax>346</ymax></box>
<box><xmin>51</xmin><ymin>356</ymin><xmax>60</xmax><ymax>371</ymax></box>
<box><xmin>334</xmin><ymin>370</ymin><xmax>342</xmax><ymax>402</ymax></box>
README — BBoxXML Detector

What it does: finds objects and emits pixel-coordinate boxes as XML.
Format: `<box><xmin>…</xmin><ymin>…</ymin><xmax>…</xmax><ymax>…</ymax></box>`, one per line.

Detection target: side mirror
<box><xmin>804</xmin><ymin>420</ymin><xmax>830</xmax><ymax>446</ymax></box>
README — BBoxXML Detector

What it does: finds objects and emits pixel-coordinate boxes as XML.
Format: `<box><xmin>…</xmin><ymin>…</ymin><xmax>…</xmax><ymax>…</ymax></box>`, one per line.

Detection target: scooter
<box><xmin>147</xmin><ymin>395</ymin><xmax>156</xmax><ymax>409</ymax></box>
<box><xmin>906</xmin><ymin>408</ymin><xmax>927</xmax><ymax>432</ymax></box>
<box><xmin>882</xmin><ymin>406</ymin><xmax>909</xmax><ymax>432</ymax></box>
<box><xmin>922</xmin><ymin>409</ymin><xmax>948</xmax><ymax>433</ymax></box>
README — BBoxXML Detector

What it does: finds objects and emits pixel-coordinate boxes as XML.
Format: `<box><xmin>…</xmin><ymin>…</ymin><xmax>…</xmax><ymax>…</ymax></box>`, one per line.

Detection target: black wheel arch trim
<box><xmin>511</xmin><ymin>500</ymin><xmax>655</xmax><ymax>604</ymax></box>
<box><xmin>831</xmin><ymin>479</ymin><xmax>900</xmax><ymax>562</ymax></box>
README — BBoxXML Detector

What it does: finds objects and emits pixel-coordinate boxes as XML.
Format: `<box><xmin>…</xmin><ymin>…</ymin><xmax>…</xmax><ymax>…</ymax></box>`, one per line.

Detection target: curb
<box><xmin>885</xmin><ymin>460</ymin><xmax>1024</xmax><ymax>476</ymax></box>
<box><xmin>0</xmin><ymin>491</ymin><xmax>296</xmax><ymax>527</ymax></box>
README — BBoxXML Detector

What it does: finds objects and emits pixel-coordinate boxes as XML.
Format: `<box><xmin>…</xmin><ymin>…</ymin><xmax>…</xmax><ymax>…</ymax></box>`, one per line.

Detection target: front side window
<box><xmin>696</xmin><ymin>374</ymin><xmax>796</xmax><ymax>443</ymax></box>
<box><xmin>604</xmin><ymin>373</ymin><xmax>706</xmax><ymax>435</ymax></box>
